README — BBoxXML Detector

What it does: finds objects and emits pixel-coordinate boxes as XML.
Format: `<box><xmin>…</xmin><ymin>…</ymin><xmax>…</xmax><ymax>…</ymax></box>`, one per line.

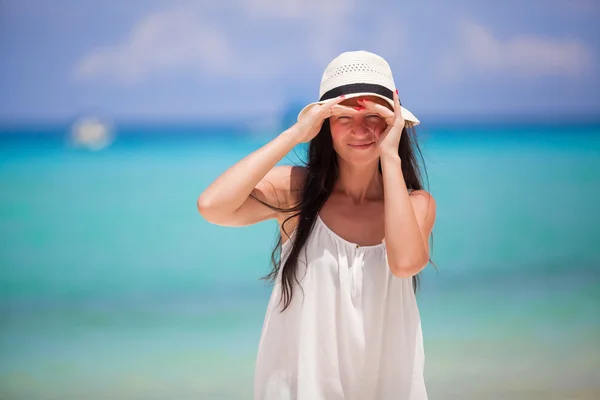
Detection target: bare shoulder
<box><xmin>287</xmin><ymin>165</ymin><xmax>309</xmax><ymax>205</ymax></box>
<box><xmin>409</xmin><ymin>189</ymin><xmax>434</xmax><ymax>200</ymax></box>
<box><xmin>253</xmin><ymin>165</ymin><xmax>306</xmax><ymax>214</ymax></box>
<box><xmin>258</xmin><ymin>165</ymin><xmax>307</xmax><ymax>206</ymax></box>
<box><xmin>273</xmin><ymin>165</ymin><xmax>308</xmax><ymax>241</ymax></box>
<box><xmin>409</xmin><ymin>189</ymin><xmax>435</xmax><ymax>205</ymax></box>
<box><xmin>409</xmin><ymin>189</ymin><xmax>436</xmax><ymax>223</ymax></box>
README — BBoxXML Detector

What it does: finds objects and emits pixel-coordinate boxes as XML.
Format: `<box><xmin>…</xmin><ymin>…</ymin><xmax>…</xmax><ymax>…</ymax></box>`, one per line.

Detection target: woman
<box><xmin>197</xmin><ymin>50</ymin><xmax>436</xmax><ymax>399</ymax></box>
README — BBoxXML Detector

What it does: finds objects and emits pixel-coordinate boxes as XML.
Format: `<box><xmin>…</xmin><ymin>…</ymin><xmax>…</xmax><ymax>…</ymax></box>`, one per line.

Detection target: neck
<box><xmin>333</xmin><ymin>157</ymin><xmax>383</xmax><ymax>204</ymax></box>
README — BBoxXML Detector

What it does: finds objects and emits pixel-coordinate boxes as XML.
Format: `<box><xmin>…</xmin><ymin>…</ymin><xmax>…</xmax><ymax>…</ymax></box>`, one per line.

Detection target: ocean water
<box><xmin>0</xmin><ymin>123</ymin><xmax>599</xmax><ymax>399</ymax></box>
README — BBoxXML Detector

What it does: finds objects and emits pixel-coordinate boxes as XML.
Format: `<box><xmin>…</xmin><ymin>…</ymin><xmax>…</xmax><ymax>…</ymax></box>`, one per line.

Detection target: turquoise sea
<box><xmin>1</xmin><ymin>122</ymin><xmax>599</xmax><ymax>399</ymax></box>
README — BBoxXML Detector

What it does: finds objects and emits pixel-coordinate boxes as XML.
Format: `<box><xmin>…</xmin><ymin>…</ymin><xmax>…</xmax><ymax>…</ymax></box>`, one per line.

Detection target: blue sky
<box><xmin>0</xmin><ymin>0</ymin><xmax>599</xmax><ymax>123</ymax></box>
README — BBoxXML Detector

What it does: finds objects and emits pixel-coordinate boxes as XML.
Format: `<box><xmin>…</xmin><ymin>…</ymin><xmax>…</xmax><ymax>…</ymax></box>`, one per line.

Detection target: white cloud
<box><xmin>438</xmin><ymin>19</ymin><xmax>595</xmax><ymax>82</ymax></box>
<box><xmin>73</xmin><ymin>0</ymin><xmax>360</xmax><ymax>84</ymax></box>
<box><xmin>242</xmin><ymin>0</ymin><xmax>356</xmax><ymax>66</ymax></box>
<box><xmin>74</xmin><ymin>7</ymin><xmax>239</xmax><ymax>84</ymax></box>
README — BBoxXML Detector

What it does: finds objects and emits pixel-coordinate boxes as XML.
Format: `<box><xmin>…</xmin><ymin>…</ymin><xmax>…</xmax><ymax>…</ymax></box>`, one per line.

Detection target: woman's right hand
<box><xmin>198</xmin><ymin>95</ymin><xmax>354</xmax><ymax>227</ymax></box>
<box><xmin>292</xmin><ymin>95</ymin><xmax>351</xmax><ymax>144</ymax></box>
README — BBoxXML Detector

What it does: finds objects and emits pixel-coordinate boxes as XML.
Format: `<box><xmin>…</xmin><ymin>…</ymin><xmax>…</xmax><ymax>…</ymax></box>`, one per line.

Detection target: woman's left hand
<box><xmin>358</xmin><ymin>90</ymin><xmax>405</xmax><ymax>157</ymax></box>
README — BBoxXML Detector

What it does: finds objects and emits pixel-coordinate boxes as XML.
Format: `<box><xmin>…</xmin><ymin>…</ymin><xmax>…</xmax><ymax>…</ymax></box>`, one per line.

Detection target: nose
<box><xmin>351</xmin><ymin>120</ymin><xmax>372</xmax><ymax>137</ymax></box>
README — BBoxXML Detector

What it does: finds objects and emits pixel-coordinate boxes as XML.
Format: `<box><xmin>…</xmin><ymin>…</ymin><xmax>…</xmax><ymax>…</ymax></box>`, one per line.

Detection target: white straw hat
<box><xmin>297</xmin><ymin>50</ymin><xmax>419</xmax><ymax>126</ymax></box>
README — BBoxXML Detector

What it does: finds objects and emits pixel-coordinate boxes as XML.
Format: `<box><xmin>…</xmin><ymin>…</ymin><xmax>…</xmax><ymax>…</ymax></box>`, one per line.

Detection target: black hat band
<box><xmin>319</xmin><ymin>83</ymin><xmax>395</xmax><ymax>103</ymax></box>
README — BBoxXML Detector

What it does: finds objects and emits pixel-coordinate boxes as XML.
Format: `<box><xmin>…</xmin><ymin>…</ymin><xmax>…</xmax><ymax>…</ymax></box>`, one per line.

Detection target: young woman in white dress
<box><xmin>198</xmin><ymin>50</ymin><xmax>437</xmax><ymax>400</ymax></box>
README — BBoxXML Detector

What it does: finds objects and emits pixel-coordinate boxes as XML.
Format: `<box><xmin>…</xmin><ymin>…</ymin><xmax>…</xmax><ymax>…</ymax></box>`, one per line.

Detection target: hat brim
<box><xmin>296</xmin><ymin>92</ymin><xmax>420</xmax><ymax>126</ymax></box>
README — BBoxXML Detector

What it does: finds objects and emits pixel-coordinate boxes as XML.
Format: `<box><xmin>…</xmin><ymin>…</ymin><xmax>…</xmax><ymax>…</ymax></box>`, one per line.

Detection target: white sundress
<box><xmin>254</xmin><ymin>213</ymin><xmax>427</xmax><ymax>400</ymax></box>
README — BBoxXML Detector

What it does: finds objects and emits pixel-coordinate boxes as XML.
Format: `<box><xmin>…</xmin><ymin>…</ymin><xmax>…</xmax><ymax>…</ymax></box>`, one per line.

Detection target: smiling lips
<box><xmin>348</xmin><ymin>142</ymin><xmax>374</xmax><ymax>149</ymax></box>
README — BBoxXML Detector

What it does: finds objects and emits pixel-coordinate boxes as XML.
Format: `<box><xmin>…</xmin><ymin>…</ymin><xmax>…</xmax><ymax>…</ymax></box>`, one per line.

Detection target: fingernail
<box><xmin>395</xmin><ymin>89</ymin><xmax>398</xmax><ymax>94</ymax></box>
<box><xmin>340</xmin><ymin>95</ymin><xmax>345</xmax><ymax>98</ymax></box>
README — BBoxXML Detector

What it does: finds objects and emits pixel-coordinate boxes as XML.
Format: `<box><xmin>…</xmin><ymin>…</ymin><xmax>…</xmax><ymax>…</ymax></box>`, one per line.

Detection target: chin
<box><xmin>338</xmin><ymin>151</ymin><xmax>381</xmax><ymax>166</ymax></box>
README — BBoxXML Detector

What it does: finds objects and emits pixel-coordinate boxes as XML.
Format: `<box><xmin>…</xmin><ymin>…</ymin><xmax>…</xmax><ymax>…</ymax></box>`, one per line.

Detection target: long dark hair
<box><xmin>251</xmin><ymin>117</ymin><xmax>437</xmax><ymax>312</ymax></box>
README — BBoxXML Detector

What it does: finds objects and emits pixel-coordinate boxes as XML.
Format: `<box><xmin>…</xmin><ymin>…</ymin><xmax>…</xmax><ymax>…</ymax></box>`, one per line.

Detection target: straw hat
<box><xmin>297</xmin><ymin>50</ymin><xmax>419</xmax><ymax>126</ymax></box>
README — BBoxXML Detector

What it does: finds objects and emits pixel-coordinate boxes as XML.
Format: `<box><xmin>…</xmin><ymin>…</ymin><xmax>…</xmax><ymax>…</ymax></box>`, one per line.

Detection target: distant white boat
<box><xmin>70</xmin><ymin>117</ymin><xmax>114</xmax><ymax>150</ymax></box>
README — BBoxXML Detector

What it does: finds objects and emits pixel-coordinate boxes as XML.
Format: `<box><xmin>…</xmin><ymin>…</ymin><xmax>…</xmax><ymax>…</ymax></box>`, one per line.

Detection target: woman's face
<box><xmin>329</xmin><ymin>95</ymin><xmax>393</xmax><ymax>165</ymax></box>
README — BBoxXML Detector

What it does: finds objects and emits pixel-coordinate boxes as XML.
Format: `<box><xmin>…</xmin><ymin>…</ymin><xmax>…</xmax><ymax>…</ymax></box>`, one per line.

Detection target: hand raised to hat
<box><xmin>358</xmin><ymin>90</ymin><xmax>405</xmax><ymax>157</ymax></box>
<box><xmin>293</xmin><ymin>95</ymin><xmax>348</xmax><ymax>144</ymax></box>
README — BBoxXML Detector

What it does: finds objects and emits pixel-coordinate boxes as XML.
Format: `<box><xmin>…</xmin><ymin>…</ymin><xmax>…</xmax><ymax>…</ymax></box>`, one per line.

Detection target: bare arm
<box><xmin>197</xmin><ymin>94</ymin><xmax>347</xmax><ymax>227</ymax></box>
<box><xmin>197</xmin><ymin>127</ymin><xmax>302</xmax><ymax>226</ymax></box>
<box><xmin>360</xmin><ymin>91</ymin><xmax>436</xmax><ymax>277</ymax></box>
<box><xmin>381</xmin><ymin>154</ymin><xmax>436</xmax><ymax>277</ymax></box>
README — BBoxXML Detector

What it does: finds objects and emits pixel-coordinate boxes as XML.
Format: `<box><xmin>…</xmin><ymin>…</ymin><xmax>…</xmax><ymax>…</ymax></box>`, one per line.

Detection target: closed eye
<box><xmin>336</xmin><ymin>115</ymin><xmax>381</xmax><ymax>123</ymax></box>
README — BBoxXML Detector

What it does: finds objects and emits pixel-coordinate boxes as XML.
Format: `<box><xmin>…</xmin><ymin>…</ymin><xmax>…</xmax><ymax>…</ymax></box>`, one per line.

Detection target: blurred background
<box><xmin>1</xmin><ymin>0</ymin><xmax>599</xmax><ymax>399</ymax></box>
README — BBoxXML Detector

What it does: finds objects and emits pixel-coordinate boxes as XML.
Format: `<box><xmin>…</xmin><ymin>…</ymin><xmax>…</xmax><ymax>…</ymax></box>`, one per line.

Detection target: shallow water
<box><xmin>1</xmin><ymin>123</ymin><xmax>599</xmax><ymax>398</ymax></box>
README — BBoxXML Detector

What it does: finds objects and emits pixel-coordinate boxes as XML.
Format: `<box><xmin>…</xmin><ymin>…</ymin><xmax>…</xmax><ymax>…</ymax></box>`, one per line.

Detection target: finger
<box><xmin>358</xmin><ymin>99</ymin><xmax>394</xmax><ymax>119</ymax></box>
<box><xmin>393</xmin><ymin>90</ymin><xmax>405</xmax><ymax>125</ymax></box>
<box><xmin>321</xmin><ymin>94</ymin><xmax>347</xmax><ymax>110</ymax></box>
<box><xmin>358</xmin><ymin>99</ymin><xmax>395</xmax><ymax>125</ymax></box>
<box><xmin>315</xmin><ymin>95</ymin><xmax>348</xmax><ymax>118</ymax></box>
<box><xmin>393</xmin><ymin>90</ymin><xmax>402</xmax><ymax>119</ymax></box>
<box><xmin>330</xmin><ymin>104</ymin><xmax>360</xmax><ymax>115</ymax></box>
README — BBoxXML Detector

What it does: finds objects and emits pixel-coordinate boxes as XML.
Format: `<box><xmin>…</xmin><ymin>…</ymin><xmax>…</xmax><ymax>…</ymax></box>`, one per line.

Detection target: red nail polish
<box><xmin>395</xmin><ymin>89</ymin><xmax>398</xmax><ymax>94</ymax></box>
